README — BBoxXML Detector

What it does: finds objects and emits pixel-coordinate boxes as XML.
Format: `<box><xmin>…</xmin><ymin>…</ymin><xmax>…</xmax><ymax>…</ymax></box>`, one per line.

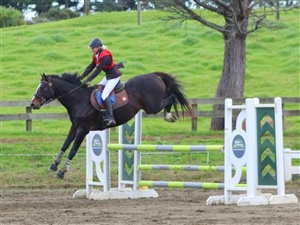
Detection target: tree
<box><xmin>30</xmin><ymin>0</ymin><xmax>53</xmax><ymax>15</ymax></box>
<box><xmin>56</xmin><ymin>0</ymin><xmax>79</xmax><ymax>9</ymax></box>
<box><xmin>153</xmin><ymin>0</ymin><xmax>271</xmax><ymax>130</ymax></box>
<box><xmin>0</xmin><ymin>0</ymin><xmax>31</xmax><ymax>11</ymax></box>
<box><xmin>0</xmin><ymin>0</ymin><xmax>81</xmax><ymax>15</ymax></box>
<box><xmin>84</xmin><ymin>0</ymin><xmax>90</xmax><ymax>15</ymax></box>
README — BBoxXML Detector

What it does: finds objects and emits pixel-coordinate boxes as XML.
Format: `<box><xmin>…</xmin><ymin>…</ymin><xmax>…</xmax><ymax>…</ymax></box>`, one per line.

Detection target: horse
<box><xmin>30</xmin><ymin>72</ymin><xmax>192</xmax><ymax>179</ymax></box>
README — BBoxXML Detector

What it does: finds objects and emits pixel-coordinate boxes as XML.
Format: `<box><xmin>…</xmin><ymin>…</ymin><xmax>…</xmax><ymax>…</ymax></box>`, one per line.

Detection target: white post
<box><xmin>284</xmin><ymin>149</ymin><xmax>293</xmax><ymax>182</ymax></box>
<box><xmin>274</xmin><ymin>97</ymin><xmax>285</xmax><ymax>195</ymax></box>
<box><xmin>118</xmin><ymin>125</ymin><xmax>125</xmax><ymax>191</ymax></box>
<box><xmin>245</xmin><ymin>98</ymin><xmax>259</xmax><ymax>198</ymax></box>
<box><xmin>133</xmin><ymin>111</ymin><xmax>142</xmax><ymax>191</ymax></box>
<box><xmin>103</xmin><ymin>130</ymin><xmax>110</xmax><ymax>192</ymax></box>
<box><xmin>224</xmin><ymin>98</ymin><xmax>233</xmax><ymax>204</ymax></box>
<box><xmin>86</xmin><ymin>131</ymin><xmax>93</xmax><ymax>198</ymax></box>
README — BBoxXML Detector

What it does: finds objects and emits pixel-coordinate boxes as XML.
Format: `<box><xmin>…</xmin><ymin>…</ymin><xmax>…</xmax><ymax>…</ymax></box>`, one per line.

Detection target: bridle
<box><xmin>34</xmin><ymin>80</ymin><xmax>85</xmax><ymax>105</ymax></box>
<box><xmin>33</xmin><ymin>81</ymin><xmax>54</xmax><ymax>105</ymax></box>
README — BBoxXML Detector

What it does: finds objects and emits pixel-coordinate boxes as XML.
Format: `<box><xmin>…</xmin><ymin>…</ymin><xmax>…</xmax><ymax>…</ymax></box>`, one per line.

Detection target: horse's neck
<box><xmin>52</xmin><ymin>80</ymin><xmax>81</xmax><ymax>108</ymax></box>
<box><xmin>52</xmin><ymin>80</ymin><xmax>72</xmax><ymax>95</ymax></box>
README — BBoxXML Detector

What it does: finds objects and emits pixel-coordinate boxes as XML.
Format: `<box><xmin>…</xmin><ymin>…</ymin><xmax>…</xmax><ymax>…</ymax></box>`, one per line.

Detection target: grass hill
<box><xmin>1</xmin><ymin>10</ymin><xmax>299</xmax><ymax>101</ymax></box>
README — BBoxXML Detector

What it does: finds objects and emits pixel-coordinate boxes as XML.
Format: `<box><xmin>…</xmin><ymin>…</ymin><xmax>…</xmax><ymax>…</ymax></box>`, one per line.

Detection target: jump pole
<box><xmin>137</xmin><ymin>164</ymin><xmax>246</xmax><ymax>189</ymax></box>
<box><xmin>107</xmin><ymin>144</ymin><xmax>224</xmax><ymax>152</ymax></box>
<box><xmin>138</xmin><ymin>181</ymin><xmax>247</xmax><ymax>189</ymax></box>
<box><xmin>138</xmin><ymin>164</ymin><xmax>247</xmax><ymax>172</ymax></box>
<box><xmin>206</xmin><ymin>98</ymin><xmax>298</xmax><ymax>206</ymax></box>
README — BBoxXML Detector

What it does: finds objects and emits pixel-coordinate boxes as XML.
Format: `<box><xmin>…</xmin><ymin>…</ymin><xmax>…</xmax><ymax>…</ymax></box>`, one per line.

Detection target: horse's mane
<box><xmin>50</xmin><ymin>72</ymin><xmax>88</xmax><ymax>88</ymax></box>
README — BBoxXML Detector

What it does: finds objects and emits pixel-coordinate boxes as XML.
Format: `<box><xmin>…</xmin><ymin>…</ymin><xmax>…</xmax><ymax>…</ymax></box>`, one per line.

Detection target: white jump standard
<box><xmin>206</xmin><ymin>98</ymin><xmax>298</xmax><ymax>206</ymax></box>
<box><xmin>73</xmin><ymin>112</ymin><xmax>158</xmax><ymax>200</ymax></box>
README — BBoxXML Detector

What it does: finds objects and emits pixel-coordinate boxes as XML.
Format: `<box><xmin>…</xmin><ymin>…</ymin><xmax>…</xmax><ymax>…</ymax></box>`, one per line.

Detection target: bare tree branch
<box><xmin>212</xmin><ymin>0</ymin><xmax>231</xmax><ymax>11</ymax></box>
<box><xmin>247</xmin><ymin>17</ymin><xmax>264</xmax><ymax>34</ymax></box>
<box><xmin>238</xmin><ymin>0</ymin><xmax>246</xmax><ymax>16</ymax></box>
<box><xmin>172</xmin><ymin>0</ymin><xmax>225</xmax><ymax>33</ymax></box>
<box><xmin>193</xmin><ymin>0</ymin><xmax>225</xmax><ymax>15</ymax></box>
<box><xmin>249</xmin><ymin>1</ymin><xmax>260</xmax><ymax>11</ymax></box>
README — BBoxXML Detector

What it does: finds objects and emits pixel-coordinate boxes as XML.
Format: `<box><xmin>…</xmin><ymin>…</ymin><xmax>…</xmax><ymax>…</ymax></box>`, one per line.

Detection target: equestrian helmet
<box><xmin>88</xmin><ymin>38</ymin><xmax>103</xmax><ymax>48</ymax></box>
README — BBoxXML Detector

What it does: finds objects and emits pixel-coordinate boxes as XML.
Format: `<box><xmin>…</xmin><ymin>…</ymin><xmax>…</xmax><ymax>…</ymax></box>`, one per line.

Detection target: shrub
<box><xmin>33</xmin><ymin>8</ymin><xmax>80</xmax><ymax>23</ymax></box>
<box><xmin>0</xmin><ymin>6</ymin><xmax>25</xmax><ymax>28</ymax></box>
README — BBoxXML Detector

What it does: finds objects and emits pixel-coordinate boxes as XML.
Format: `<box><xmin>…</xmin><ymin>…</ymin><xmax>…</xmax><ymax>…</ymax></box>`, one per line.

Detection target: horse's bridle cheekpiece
<box><xmin>34</xmin><ymin>80</ymin><xmax>54</xmax><ymax>105</ymax></box>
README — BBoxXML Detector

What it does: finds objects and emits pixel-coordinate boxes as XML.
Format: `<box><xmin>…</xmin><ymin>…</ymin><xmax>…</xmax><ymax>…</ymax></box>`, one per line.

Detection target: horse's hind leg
<box><xmin>49</xmin><ymin>125</ymin><xmax>76</xmax><ymax>172</ymax></box>
<box><xmin>164</xmin><ymin>105</ymin><xmax>177</xmax><ymax>122</ymax></box>
<box><xmin>161</xmin><ymin>95</ymin><xmax>177</xmax><ymax>122</ymax></box>
<box><xmin>143</xmin><ymin>94</ymin><xmax>177</xmax><ymax>122</ymax></box>
<box><xmin>161</xmin><ymin>94</ymin><xmax>177</xmax><ymax>123</ymax></box>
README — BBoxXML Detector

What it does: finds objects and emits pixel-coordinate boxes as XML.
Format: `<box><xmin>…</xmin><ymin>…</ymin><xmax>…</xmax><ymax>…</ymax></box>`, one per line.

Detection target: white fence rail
<box><xmin>284</xmin><ymin>149</ymin><xmax>300</xmax><ymax>181</ymax></box>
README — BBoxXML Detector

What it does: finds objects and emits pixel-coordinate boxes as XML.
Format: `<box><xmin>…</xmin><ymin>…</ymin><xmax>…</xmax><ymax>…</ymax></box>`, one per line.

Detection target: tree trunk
<box><xmin>157</xmin><ymin>0</ymin><xmax>253</xmax><ymax>130</ymax></box>
<box><xmin>210</xmin><ymin>5</ymin><xmax>248</xmax><ymax>130</ymax></box>
<box><xmin>276</xmin><ymin>0</ymin><xmax>280</xmax><ymax>20</ymax></box>
<box><xmin>85</xmin><ymin>0</ymin><xmax>90</xmax><ymax>15</ymax></box>
<box><xmin>65</xmin><ymin>0</ymin><xmax>69</xmax><ymax>8</ymax></box>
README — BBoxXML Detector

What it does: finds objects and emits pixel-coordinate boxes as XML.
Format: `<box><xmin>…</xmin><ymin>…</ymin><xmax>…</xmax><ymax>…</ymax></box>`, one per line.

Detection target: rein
<box><xmin>36</xmin><ymin>81</ymin><xmax>85</xmax><ymax>105</ymax></box>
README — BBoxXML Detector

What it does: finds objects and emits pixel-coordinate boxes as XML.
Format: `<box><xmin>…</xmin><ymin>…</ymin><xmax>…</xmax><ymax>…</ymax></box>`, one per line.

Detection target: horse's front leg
<box><xmin>56</xmin><ymin>128</ymin><xmax>89</xmax><ymax>179</ymax></box>
<box><xmin>49</xmin><ymin>125</ymin><xmax>76</xmax><ymax>172</ymax></box>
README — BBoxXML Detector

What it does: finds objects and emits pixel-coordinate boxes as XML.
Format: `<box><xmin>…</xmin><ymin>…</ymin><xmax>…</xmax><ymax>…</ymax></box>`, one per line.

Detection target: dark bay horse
<box><xmin>30</xmin><ymin>72</ymin><xmax>192</xmax><ymax>179</ymax></box>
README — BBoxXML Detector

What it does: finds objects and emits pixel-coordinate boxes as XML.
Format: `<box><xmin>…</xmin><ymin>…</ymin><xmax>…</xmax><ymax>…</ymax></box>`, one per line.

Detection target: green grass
<box><xmin>1</xmin><ymin>9</ymin><xmax>299</xmax><ymax>188</ymax></box>
<box><xmin>1</xmin><ymin>10</ymin><xmax>299</xmax><ymax>100</ymax></box>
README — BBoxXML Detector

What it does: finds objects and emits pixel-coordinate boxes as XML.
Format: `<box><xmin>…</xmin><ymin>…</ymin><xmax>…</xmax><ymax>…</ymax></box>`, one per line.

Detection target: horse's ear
<box><xmin>40</xmin><ymin>73</ymin><xmax>50</xmax><ymax>82</ymax></box>
<box><xmin>40</xmin><ymin>73</ymin><xmax>45</xmax><ymax>81</ymax></box>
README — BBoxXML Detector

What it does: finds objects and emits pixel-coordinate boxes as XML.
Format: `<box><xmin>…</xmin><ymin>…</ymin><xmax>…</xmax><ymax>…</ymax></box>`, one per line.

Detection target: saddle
<box><xmin>90</xmin><ymin>81</ymin><xmax>128</xmax><ymax>111</ymax></box>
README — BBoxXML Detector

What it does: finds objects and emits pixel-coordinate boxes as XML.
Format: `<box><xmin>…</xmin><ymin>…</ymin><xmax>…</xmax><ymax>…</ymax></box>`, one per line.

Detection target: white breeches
<box><xmin>99</xmin><ymin>77</ymin><xmax>120</xmax><ymax>100</ymax></box>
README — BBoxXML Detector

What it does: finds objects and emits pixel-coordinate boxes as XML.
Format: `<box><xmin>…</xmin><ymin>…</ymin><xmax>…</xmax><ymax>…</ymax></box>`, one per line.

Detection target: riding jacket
<box><xmin>81</xmin><ymin>49</ymin><xmax>122</xmax><ymax>82</ymax></box>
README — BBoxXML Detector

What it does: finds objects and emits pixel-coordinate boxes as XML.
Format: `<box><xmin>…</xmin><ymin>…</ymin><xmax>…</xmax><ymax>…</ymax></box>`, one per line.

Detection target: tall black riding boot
<box><xmin>104</xmin><ymin>98</ymin><xmax>116</xmax><ymax>126</ymax></box>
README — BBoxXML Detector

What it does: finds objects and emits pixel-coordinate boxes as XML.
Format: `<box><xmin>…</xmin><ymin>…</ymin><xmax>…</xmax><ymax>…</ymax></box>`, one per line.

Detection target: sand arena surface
<box><xmin>1</xmin><ymin>187</ymin><xmax>299</xmax><ymax>225</ymax></box>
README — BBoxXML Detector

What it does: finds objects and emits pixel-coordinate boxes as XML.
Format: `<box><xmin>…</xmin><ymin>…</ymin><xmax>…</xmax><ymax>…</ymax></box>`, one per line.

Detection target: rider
<box><xmin>79</xmin><ymin>38</ymin><xmax>123</xmax><ymax>127</ymax></box>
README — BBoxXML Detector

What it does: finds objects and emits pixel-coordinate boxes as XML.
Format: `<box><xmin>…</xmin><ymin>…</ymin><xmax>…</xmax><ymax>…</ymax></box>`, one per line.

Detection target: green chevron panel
<box><xmin>256</xmin><ymin>107</ymin><xmax>277</xmax><ymax>185</ymax></box>
<box><xmin>121</xmin><ymin>121</ymin><xmax>136</xmax><ymax>181</ymax></box>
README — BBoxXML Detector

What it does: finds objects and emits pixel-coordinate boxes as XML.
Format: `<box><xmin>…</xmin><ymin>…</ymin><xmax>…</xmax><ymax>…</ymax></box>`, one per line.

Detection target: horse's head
<box><xmin>30</xmin><ymin>73</ymin><xmax>55</xmax><ymax>109</ymax></box>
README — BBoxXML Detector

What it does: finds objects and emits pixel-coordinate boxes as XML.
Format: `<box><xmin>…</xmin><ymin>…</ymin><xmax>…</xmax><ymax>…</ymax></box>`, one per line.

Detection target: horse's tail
<box><xmin>154</xmin><ymin>72</ymin><xmax>192</xmax><ymax>118</ymax></box>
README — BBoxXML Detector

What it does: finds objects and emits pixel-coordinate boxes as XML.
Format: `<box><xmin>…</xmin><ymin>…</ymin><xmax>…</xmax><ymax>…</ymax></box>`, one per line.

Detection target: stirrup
<box><xmin>106</xmin><ymin>120</ymin><xmax>116</xmax><ymax>126</ymax></box>
<box><xmin>104</xmin><ymin>117</ymin><xmax>116</xmax><ymax>126</ymax></box>
<box><xmin>106</xmin><ymin>119</ymin><xmax>116</xmax><ymax>126</ymax></box>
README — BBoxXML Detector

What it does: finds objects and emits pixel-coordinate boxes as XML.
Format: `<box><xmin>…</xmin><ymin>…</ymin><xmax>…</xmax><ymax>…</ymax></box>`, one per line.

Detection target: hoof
<box><xmin>48</xmin><ymin>162</ymin><xmax>58</xmax><ymax>172</ymax></box>
<box><xmin>164</xmin><ymin>113</ymin><xmax>177</xmax><ymax>123</ymax></box>
<box><xmin>56</xmin><ymin>170</ymin><xmax>65</xmax><ymax>179</ymax></box>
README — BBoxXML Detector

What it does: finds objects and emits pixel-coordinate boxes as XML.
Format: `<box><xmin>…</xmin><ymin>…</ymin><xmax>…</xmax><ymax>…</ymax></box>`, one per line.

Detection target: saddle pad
<box><xmin>90</xmin><ymin>89</ymin><xmax>128</xmax><ymax>111</ymax></box>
